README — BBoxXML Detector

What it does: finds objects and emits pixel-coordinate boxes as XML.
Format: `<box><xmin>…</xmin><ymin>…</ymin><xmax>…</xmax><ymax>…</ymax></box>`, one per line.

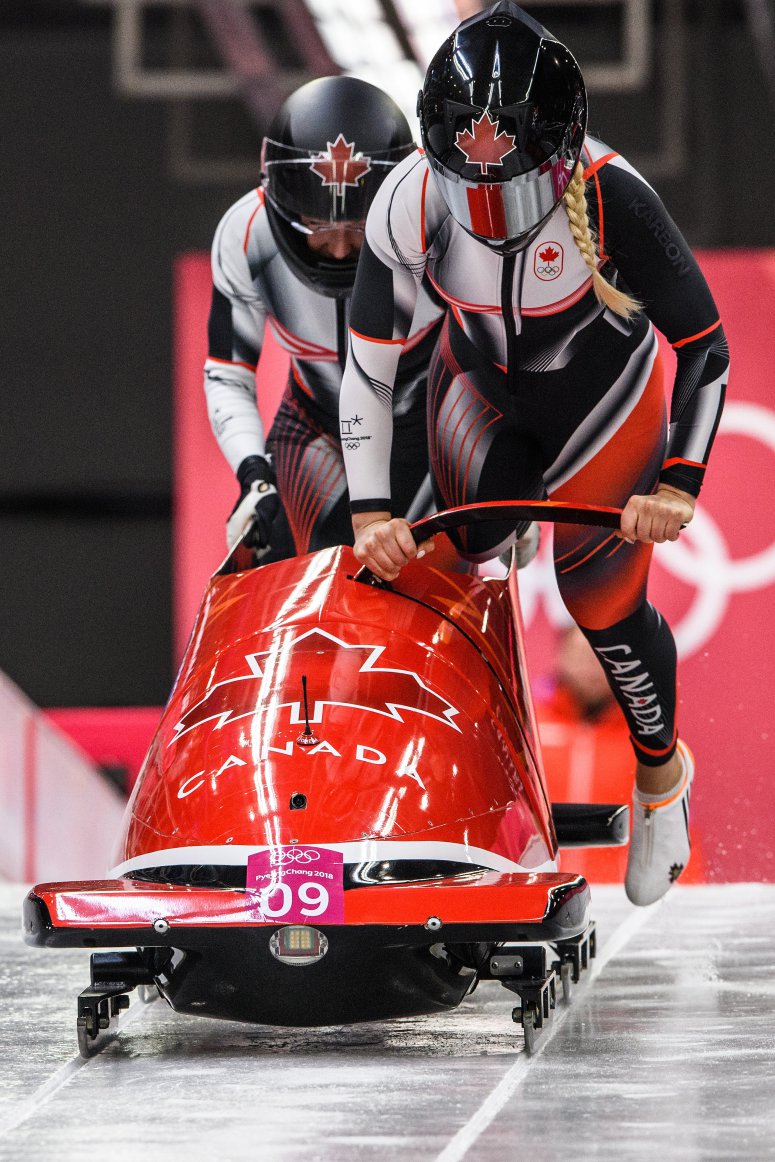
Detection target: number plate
<box><xmin>245</xmin><ymin>846</ymin><xmax>344</xmax><ymax>924</ymax></box>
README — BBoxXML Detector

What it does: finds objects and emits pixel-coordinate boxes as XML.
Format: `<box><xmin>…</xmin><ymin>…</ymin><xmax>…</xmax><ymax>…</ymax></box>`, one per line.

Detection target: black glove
<box><xmin>226</xmin><ymin>455</ymin><xmax>280</xmax><ymax>551</ymax></box>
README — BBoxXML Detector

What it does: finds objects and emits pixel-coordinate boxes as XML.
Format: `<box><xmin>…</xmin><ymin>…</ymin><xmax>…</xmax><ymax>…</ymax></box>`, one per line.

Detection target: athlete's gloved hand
<box><xmin>226</xmin><ymin>455</ymin><xmax>280</xmax><ymax>551</ymax></box>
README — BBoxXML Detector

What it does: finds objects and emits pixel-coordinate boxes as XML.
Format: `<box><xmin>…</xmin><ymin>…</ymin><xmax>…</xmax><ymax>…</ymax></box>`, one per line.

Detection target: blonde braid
<box><xmin>563</xmin><ymin>162</ymin><xmax>640</xmax><ymax>320</ymax></box>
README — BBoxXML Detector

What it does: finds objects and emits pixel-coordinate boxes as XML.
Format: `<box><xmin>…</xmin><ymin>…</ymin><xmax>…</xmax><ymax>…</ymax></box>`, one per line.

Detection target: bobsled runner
<box><xmin>24</xmin><ymin>501</ymin><xmax>629</xmax><ymax>1056</ymax></box>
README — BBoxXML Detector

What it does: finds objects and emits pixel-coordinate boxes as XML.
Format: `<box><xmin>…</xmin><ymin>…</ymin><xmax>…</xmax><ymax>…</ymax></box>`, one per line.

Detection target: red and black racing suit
<box><xmin>339</xmin><ymin>139</ymin><xmax>729</xmax><ymax>765</ymax></box>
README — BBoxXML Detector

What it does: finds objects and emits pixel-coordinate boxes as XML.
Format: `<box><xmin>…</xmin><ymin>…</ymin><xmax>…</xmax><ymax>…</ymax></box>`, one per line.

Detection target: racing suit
<box><xmin>339</xmin><ymin>139</ymin><xmax>729</xmax><ymax>765</ymax></box>
<box><xmin>204</xmin><ymin>187</ymin><xmax>443</xmax><ymax>556</ymax></box>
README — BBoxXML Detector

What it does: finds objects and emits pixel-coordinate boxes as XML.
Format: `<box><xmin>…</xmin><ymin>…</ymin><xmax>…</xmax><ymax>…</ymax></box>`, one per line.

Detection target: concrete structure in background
<box><xmin>0</xmin><ymin>672</ymin><xmax>126</xmax><ymax>882</ymax></box>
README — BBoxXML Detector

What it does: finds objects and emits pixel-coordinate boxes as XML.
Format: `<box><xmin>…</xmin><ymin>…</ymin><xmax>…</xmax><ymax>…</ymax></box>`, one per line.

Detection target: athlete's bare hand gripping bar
<box><xmin>354</xmin><ymin>500</ymin><xmax>624</xmax><ymax>587</ymax></box>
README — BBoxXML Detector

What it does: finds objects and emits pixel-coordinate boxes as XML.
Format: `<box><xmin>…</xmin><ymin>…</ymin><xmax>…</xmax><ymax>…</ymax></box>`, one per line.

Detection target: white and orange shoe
<box><xmin>625</xmin><ymin>739</ymin><xmax>694</xmax><ymax>906</ymax></box>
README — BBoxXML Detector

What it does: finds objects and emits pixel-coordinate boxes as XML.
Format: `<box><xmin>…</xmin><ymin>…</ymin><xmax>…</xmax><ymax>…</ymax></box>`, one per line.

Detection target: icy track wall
<box><xmin>0</xmin><ymin>671</ymin><xmax>126</xmax><ymax>882</ymax></box>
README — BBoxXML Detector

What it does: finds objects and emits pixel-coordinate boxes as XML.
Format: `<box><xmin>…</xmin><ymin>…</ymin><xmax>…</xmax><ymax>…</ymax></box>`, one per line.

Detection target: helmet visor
<box><xmin>262</xmin><ymin>137</ymin><xmax>414</xmax><ymax>227</ymax></box>
<box><xmin>427</xmin><ymin>145</ymin><xmax>575</xmax><ymax>243</ymax></box>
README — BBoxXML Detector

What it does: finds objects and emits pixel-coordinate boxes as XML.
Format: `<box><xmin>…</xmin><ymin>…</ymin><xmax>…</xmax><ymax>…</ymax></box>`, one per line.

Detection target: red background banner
<box><xmin>173</xmin><ymin>250</ymin><xmax>775</xmax><ymax>883</ymax></box>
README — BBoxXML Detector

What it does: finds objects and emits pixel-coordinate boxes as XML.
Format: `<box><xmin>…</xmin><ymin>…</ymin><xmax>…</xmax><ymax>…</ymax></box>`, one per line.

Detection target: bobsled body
<box><xmin>122</xmin><ymin>545</ymin><xmax>554</xmax><ymax>879</ymax></box>
<box><xmin>25</xmin><ymin>531</ymin><xmax>612</xmax><ymax>1037</ymax></box>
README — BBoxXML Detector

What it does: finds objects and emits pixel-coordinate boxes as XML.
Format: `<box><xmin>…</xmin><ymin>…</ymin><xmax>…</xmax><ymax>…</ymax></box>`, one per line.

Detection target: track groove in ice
<box><xmin>433</xmin><ymin>900</ymin><xmax>659</xmax><ymax>1161</ymax></box>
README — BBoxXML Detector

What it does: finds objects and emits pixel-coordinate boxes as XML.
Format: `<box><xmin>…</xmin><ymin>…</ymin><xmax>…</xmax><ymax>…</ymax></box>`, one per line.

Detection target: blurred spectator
<box><xmin>538</xmin><ymin>624</ymin><xmax>618</xmax><ymax>725</ymax></box>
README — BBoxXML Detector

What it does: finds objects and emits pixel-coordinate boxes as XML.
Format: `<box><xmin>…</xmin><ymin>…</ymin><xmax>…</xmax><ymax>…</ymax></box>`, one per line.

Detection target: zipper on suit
<box><xmin>500</xmin><ymin>252</ymin><xmax>523</xmax><ymax>381</ymax></box>
<box><xmin>336</xmin><ymin>299</ymin><xmax>348</xmax><ymax>371</ymax></box>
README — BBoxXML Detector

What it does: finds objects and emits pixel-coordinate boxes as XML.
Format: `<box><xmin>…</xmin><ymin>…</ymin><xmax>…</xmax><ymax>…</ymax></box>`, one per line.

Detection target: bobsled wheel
<box><xmin>560</xmin><ymin>960</ymin><xmax>573</xmax><ymax>1004</ymax></box>
<box><xmin>522</xmin><ymin>1004</ymin><xmax>538</xmax><ymax>1055</ymax></box>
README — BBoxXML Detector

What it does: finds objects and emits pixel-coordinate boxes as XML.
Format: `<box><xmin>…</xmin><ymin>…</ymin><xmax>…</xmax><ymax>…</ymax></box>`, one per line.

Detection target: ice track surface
<box><xmin>2</xmin><ymin>884</ymin><xmax>775</xmax><ymax>1161</ymax></box>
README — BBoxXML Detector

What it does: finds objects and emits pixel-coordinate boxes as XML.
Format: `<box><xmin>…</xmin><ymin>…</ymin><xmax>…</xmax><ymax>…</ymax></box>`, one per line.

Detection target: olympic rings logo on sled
<box><xmin>270</xmin><ymin>848</ymin><xmax>322</xmax><ymax>866</ymax></box>
<box><xmin>518</xmin><ymin>402</ymin><xmax>775</xmax><ymax>658</ymax></box>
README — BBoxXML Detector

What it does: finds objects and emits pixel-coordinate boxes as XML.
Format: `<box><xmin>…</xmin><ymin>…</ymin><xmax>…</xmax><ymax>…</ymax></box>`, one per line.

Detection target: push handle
<box><xmin>354</xmin><ymin>500</ymin><xmax>624</xmax><ymax>587</ymax></box>
<box><xmin>409</xmin><ymin>499</ymin><xmax>623</xmax><ymax>543</ymax></box>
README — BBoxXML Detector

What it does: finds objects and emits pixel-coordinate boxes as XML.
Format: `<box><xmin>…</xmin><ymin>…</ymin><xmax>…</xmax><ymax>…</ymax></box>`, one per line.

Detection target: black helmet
<box><xmin>261</xmin><ymin>76</ymin><xmax>415</xmax><ymax>297</ymax></box>
<box><xmin>418</xmin><ymin>1</ymin><xmax>587</xmax><ymax>249</ymax></box>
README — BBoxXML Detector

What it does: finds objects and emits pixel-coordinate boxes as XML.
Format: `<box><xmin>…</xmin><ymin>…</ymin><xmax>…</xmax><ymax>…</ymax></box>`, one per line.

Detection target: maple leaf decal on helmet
<box><xmin>309</xmin><ymin>134</ymin><xmax>372</xmax><ymax>196</ymax></box>
<box><xmin>455</xmin><ymin>111</ymin><xmax>517</xmax><ymax>176</ymax></box>
<box><xmin>539</xmin><ymin>245</ymin><xmax>560</xmax><ymax>263</ymax></box>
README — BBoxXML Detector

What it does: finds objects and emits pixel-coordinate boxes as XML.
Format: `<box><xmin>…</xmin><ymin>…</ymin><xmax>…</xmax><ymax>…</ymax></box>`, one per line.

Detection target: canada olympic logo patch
<box><xmin>534</xmin><ymin>242</ymin><xmax>564</xmax><ymax>281</ymax></box>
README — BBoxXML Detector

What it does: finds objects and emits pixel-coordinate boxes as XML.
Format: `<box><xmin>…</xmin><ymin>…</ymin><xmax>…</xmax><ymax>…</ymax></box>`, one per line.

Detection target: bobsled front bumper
<box><xmin>24</xmin><ymin>870</ymin><xmax>590</xmax><ymax>950</ymax></box>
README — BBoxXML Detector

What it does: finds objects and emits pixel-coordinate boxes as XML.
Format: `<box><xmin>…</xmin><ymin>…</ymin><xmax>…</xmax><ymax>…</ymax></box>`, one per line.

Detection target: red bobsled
<box><xmin>24</xmin><ymin>501</ymin><xmax>628</xmax><ymax>1055</ymax></box>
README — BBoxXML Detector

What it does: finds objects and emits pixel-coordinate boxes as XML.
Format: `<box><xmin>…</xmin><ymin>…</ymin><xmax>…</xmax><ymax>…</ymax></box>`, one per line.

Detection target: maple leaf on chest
<box><xmin>455</xmin><ymin>111</ymin><xmax>517</xmax><ymax>175</ymax></box>
<box><xmin>539</xmin><ymin>245</ymin><xmax>560</xmax><ymax>263</ymax></box>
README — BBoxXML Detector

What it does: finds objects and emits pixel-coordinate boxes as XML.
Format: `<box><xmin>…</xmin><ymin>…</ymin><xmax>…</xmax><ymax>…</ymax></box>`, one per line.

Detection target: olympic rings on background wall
<box><xmin>519</xmin><ymin>402</ymin><xmax>775</xmax><ymax>659</ymax></box>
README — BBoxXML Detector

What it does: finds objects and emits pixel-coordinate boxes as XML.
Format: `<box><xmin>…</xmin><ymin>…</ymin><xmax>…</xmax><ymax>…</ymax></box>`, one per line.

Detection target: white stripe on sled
<box><xmin>110</xmin><ymin>840</ymin><xmax>558</xmax><ymax>878</ymax></box>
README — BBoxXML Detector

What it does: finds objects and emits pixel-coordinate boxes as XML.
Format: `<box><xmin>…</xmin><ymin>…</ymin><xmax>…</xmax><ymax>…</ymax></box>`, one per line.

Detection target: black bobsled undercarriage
<box><xmin>25</xmin><ymin>882</ymin><xmax>599</xmax><ymax>1058</ymax></box>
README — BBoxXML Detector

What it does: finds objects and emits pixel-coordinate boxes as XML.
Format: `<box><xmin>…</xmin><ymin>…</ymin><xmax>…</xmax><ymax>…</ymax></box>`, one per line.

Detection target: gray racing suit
<box><xmin>204</xmin><ymin>186</ymin><xmax>443</xmax><ymax>555</ymax></box>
